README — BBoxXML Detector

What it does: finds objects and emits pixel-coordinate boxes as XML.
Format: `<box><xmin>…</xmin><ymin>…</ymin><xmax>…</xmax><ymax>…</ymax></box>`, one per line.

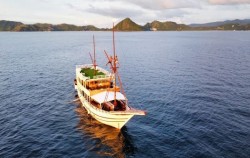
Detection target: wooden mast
<box><xmin>93</xmin><ymin>35</ymin><xmax>97</xmax><ymax>70</ymax></box>
<box><xmin>89</xmin><ymin>35</ymin><xmax>97</xmax><ymax>75</ymax></box>
<box><xmin>112</xmin><ymin>23</ymin><xmax>117</xmax><ymax>106</ymax></box>
<box><xmin>104</xmin><ymin>23</ymin><xmax>125</xmax><ymax>106</ymax></box>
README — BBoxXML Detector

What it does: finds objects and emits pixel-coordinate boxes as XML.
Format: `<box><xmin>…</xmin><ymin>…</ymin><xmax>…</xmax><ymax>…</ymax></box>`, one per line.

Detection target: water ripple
<box><xmin>0</xmin><ymin>31</ymin><xmax>250</xmax><ymax>157</ymax></box>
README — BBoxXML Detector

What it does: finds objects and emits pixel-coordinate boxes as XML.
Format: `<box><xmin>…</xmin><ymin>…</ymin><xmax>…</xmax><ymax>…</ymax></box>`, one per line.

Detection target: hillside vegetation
<box><xmin>1</xmin><ymin>18</ymin><xmax>250</xmax><ymax>31</ymax></box>
<box><xmin>114</xmin><ymin>18</ymin><xmax>143</xmax><ymax>31</ymax></box>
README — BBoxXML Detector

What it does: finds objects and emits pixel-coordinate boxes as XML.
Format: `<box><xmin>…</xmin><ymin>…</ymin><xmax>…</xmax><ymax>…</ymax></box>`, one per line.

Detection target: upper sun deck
<box><xmin>76</xmin><ymin>64</ymin><xmax>112</xmax><ymax>81</ymax></box>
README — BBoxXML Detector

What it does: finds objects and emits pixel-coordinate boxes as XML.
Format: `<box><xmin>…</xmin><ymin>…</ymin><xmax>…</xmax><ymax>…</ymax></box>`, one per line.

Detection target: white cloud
<box><xmin>126</xmin><ymin>0</ymin><xmax>202</xmax><ymax>10</ymax></box>
<box><xmin>1</xmin><ymin>0</ymin><xmax>250</xmax><ymax>27</ymax></box>
<box><xmin>65</xmin><ymin>0</ymin><xmax>192</xmax><ymax>25</ymax></box>
<box><xmin>82</xmin><ymin>2</ymin><xmax>144</xmax><ymax>18</ymax></box>
<box><xmin>208</xmin><ymin>0</ymin><xmax>250</xmax><ymax>5</ymax></box>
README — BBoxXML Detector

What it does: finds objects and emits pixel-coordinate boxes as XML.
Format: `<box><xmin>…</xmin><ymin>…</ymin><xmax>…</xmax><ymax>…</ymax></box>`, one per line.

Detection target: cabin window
<box><xmin>84</xmin><ymin>92</ymin><xmax>87</xmax><ymax>99</ymax></box>
<box><xmin>90</xmin><ymin>99</ymin><xmax>101</xmax><ymax>109</ymax></box>
<box><xmin>86</xmin><ymin>82</ymin><xmax>89</xmax><ymax>89</ymax></box>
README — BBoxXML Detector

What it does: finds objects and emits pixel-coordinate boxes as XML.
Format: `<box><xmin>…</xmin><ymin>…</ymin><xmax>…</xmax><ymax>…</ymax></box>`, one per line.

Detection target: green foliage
<box><xmin>218</xmin><ymin>23</ymin><xmax>250</xmax><ymax>30</ymax></box>
<box><xmin>80</xmin><ymin>68</ymin><xmax>105</xmax><ymax>79</ymax></box>
<box><xmin>13</xmin><ymin>24</ymin><xmax>39</xmax><ymax>31</ymax></box>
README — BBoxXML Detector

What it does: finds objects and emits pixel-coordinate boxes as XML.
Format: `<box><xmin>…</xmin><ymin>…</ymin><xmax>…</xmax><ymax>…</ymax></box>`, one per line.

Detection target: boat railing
<box><xmin>76</xmin><ymin>65</ymin><xmax>110</xmax><ymax>75</ymax></box>
<box><xmin>96</xmin><ymin>66</ymin><xmax>111</xmax><ymax>76</ymax></box>
<box><xmin>76</xmin><ymin>64</ymin><xmax>93</xmax><ymax>69</ymax></box>
<box><xmin>76</xmin><ymin>64</ymin><xmax>112</xmax><ymax>79</ymax></box>
<box><xmin>82</xmin><ymin>75</ymin><xmax>90</xmax><ymax>80</ymax></box>
<box><xmin>78</xmin><ymin>72</ymin><xmax>90</xmax><ymax>80</ymax></box>
<box><xmin>93</xmin><ymin>75</ymin><xmax>109</xmax><ymax>79</ymax></box>
<box><xmin>79</xmin><ymin>92</ymin><xmax>144</xmax><ymax>115</ymax></box>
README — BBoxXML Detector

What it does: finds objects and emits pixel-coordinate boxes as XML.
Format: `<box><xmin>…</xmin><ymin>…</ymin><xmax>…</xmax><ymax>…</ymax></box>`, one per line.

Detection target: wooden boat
<box><xmin>74</xmin><ymin>25</ymin><xmax>145</xmax><ymax>129</ymax></box>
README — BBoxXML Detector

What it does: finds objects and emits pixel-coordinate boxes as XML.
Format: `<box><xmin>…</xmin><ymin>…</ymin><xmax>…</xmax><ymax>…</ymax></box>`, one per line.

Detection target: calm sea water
<box><xmin>0</xmin><ymin>31</ymin><xmax>250</xmax><ymax>158</ymax></box>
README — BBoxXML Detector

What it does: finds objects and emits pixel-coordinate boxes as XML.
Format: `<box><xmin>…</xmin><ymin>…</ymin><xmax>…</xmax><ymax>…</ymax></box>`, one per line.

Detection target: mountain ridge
<box><xmin>1</xmin><ymin>18</ymin><xmax>250</xmax><ymax>31</ymax></box>
<box><xmin>189</xmin><ymin>19</ymin><xmax>250</xmax><ymax>27</ymax></box>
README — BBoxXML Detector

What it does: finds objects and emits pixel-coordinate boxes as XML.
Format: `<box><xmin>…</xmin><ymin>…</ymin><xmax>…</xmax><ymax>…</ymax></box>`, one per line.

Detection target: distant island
<box><xmin>1</xmin><ymin>18</ymin><xmax>250</xmax><ymax>31</ymax></box>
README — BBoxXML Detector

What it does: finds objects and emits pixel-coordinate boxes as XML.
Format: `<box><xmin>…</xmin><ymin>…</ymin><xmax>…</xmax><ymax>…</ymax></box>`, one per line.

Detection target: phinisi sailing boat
<box><xmin>74</xmin><ymin>25</ymin><xmax>146</xmax><ymax>129</ymax></box>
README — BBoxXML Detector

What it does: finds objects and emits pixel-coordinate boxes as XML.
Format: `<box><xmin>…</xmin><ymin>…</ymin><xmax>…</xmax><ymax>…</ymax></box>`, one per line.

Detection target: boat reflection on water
<box><xmin>75</xmin><ymin>105</ymin><xmax>136</xmax><ymax>157</ymax></box>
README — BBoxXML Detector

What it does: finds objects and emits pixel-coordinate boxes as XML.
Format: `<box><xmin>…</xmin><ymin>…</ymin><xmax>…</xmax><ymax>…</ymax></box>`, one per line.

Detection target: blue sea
<box><xmin>0</xmin><ymin>31</ymin><xmax>250</xmax><ymax>158</ymax></box>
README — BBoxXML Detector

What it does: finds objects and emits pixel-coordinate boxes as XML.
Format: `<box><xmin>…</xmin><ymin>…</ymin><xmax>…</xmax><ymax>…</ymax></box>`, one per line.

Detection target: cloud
<box><xmin>126</xmin><ymin>0</ymin><xmax>201</xmax><ymax>10</ymax></box>
<box><xmin>85</xmin><ymin>4</ymin><xmax>143</xmax><ymax>19</ymax></box>
<box><xmin>208</xmin><ymin>0</ymin><xmax>250</xmax><ymax>5</ymax></box>
<box><xmin>65</xmin><ymin>0</ymin><xmax>194</xmax><ymax>20</ymax></box>
<box><xmin>64</xmin><ymin>0</ymin><xmax>193</xmax><ymax>26</ymax></box>
<box><xmin>163</xmin><ymin>10</ymin><xmax>188</xmax><ymax>18</ymax></box>
<box><xmin>61</xmin><ymin>0</ymin><xmax>250</xmax><ymax>27</ymax></box>
<box><xmin>65</xmin><ymin>3</ymin><xmax>85</xmax><ymax>12</ymax></box>
<box><xmin>65</xmin><ymin>1</ymin><xmax>147</xmax><ymax>19</ymax></box>
<box><xmin>86</xmin><ymin>0</ymin><xmax>202</xmax><ymax>10</ymax></box>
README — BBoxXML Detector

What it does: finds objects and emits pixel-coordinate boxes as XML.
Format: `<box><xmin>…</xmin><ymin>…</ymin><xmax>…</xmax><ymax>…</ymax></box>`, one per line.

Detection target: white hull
<box><xmin>77</xmin><ymin>88</ymin><xmax>136</xmax><ymax>129</ymax></box>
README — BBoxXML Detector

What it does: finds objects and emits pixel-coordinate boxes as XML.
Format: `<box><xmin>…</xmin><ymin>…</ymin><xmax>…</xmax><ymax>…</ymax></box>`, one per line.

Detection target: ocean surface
<box><xmin>0</xmin><ymin>31</ymin><xmax>250</xmax><ymax>158</ymax></box>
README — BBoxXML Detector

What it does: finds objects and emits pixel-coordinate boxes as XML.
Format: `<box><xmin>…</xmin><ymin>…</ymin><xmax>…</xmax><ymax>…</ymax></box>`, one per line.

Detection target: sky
<box><xmin>0</xmin><ymin>0</ymin><xmax>250</xmax><ymax>27</ymax></box>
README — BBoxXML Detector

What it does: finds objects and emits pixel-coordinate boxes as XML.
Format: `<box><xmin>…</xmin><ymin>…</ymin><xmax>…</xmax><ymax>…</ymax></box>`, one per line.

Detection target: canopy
<box><xmin>91</xmin><ymin>91</ymin><xmax>126</xmax><ymax>104</ymax></box>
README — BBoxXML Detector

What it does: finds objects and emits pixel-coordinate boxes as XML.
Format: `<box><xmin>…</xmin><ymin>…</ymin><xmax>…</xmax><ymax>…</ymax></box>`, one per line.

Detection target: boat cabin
<box><xmin>89</xmin><ymin>91</ymin><xmax>127</xmax><ymax>111</ymax></box>
<box><xmin>76</xmin><ymin>66</ymin><xmax>127</xmax><ymax>112</ymax></box>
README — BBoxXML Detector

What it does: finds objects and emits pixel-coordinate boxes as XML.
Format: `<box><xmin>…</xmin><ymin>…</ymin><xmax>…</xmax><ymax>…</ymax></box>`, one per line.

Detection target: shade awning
<box><xmin>91</xmin><ymin>91</ymin><xmax>126</xmax><ymax>104</ymax></box>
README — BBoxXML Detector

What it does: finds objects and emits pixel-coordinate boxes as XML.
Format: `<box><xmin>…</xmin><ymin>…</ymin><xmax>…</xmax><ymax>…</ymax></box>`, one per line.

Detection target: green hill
<box><xmin>0</xmin><ymin>20</ymin><xmax>23</xmax><ymax>31</ymax></box>
<box><xmin>0</xmin><ymin>20</ymin><xmax>102</xmax><ymax>31</ymax></box>
<box><xmin>53</xmin><ymin>24</ymin><xmax>82</xmax><ymax>31</ymax></box>
<box><xmin>81</xmin><ymin>25</ymin><xmax>101</xmax><ymax>31</ymax></box>
<box><xmin>217</xmin><ymin>23</ymin><xmax>250</xmax><ymax>30</ymax></box>
<box><xmin>114</xmin><ymin>18</ymin><xmax>143</xmax><ymax>31</ymax></box>
<box><xmin>188</xmin><ymin>23</ymin><xmax>250</xmax><ymax>31</ymax></box>
<box><xmin>1</xmin><ymin>18</ymin><xmax>250</xmax><ymax>31</ymax></box>
<box><xmin>190</xmin><ymin>19</ymin><xmax>250</xmax><ymax>27</ymax></box>
<box><xmin>144</xmin><ymin>20</ymin><xmax>190</xmax><ymax>31</ymax></box>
